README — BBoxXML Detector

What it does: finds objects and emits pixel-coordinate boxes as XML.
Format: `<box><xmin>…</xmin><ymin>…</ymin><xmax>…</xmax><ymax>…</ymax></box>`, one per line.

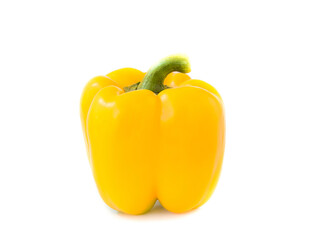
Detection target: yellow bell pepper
<box><xmin>80</xmin><ymin>55</ymin><xmax>225</xmax><ymax>215</ymax></box>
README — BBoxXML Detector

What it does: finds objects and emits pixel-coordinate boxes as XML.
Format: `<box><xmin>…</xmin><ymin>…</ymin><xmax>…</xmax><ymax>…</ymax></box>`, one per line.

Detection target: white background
<box><xmin>0</xmin><ymin>0</ymin><xmax>319</xmax><ymax>239</ymax></box>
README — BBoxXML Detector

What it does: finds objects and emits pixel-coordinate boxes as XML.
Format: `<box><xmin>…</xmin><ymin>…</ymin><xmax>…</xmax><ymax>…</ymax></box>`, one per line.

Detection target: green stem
<box><xmin>137</xmin><ymin>55</ymin><xmax>191</xmax><ymax>94</ymax></box>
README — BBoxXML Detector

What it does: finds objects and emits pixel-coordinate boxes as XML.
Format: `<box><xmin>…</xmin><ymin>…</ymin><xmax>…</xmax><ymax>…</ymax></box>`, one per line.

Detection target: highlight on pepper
<box><xmin>80</xmin><ymin>55</ymin><xmax>225</xmax><ymax>215</ymax></box>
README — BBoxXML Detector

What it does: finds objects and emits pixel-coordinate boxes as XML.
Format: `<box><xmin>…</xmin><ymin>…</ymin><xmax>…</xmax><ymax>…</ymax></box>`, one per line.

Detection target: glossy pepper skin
<box><xmin>80</xmin><ymin>55</ymin><xmax>225</xmax><ymax>215</ymax></box>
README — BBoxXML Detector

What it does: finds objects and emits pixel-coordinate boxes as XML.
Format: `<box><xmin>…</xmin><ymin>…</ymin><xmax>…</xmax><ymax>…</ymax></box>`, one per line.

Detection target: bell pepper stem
<box><xmin>138</xmin><ymin>55</ymin><xmax>191</xmax><ymax>94</ymax></box>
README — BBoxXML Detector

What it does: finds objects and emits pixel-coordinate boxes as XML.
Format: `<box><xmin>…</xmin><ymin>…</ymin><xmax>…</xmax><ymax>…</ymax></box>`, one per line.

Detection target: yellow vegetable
<box><xmin>80</xmin><ymin>55</ymin><xmax>225</xmax><ymax>214</ymax></box>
